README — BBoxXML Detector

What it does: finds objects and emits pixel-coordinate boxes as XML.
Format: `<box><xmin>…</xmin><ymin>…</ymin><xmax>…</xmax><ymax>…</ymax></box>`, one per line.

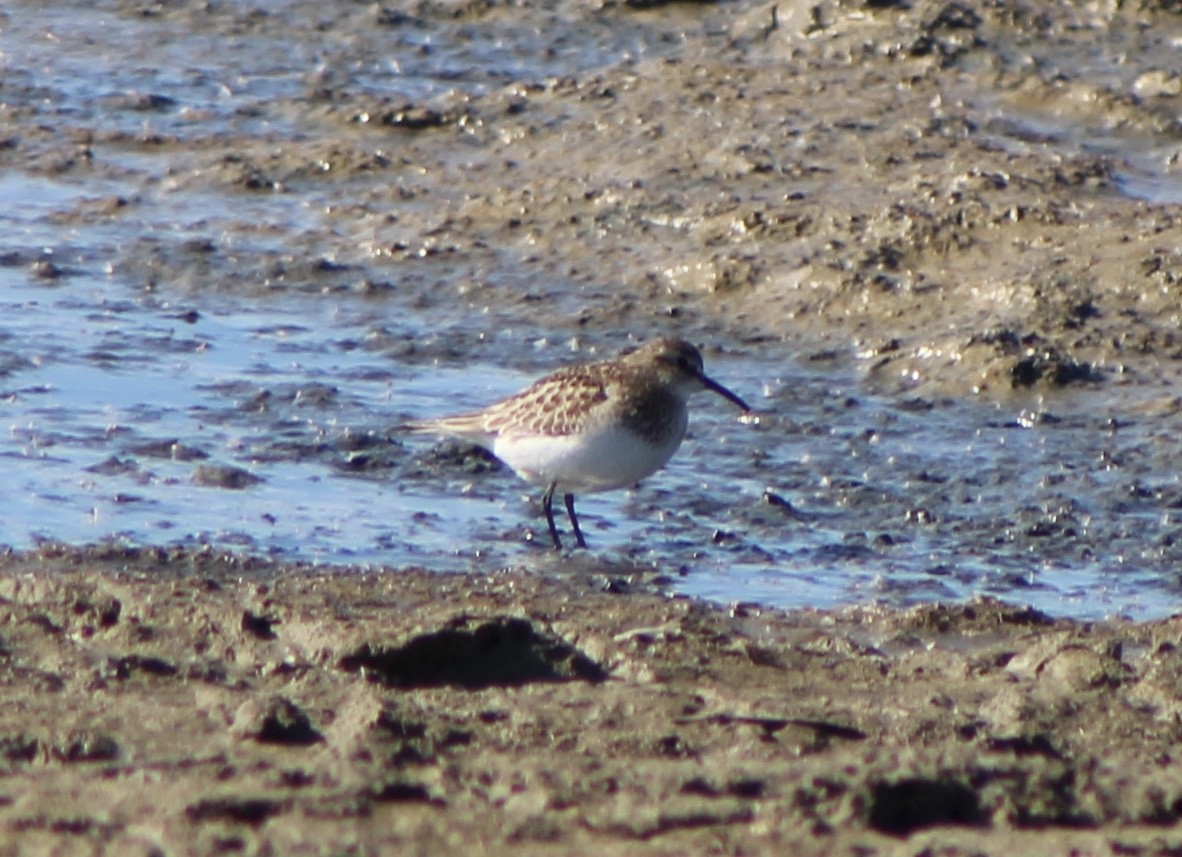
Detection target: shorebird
<box><xmin>406</xmin><ymin>337</ymin><xmax>751</xmax><ymax>549</ymax></box>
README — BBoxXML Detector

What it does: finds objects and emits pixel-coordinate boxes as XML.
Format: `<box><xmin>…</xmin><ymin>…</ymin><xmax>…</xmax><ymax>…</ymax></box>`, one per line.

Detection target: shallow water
<box><xmin>4</xmin><ymin>0</ymin><xmax>1182</xmax><ymax>620</ymax></box>
<box><xmin>4</xmin><ymin>249</ymin><xmax>1182</xmax><ymax>619</ymax></box>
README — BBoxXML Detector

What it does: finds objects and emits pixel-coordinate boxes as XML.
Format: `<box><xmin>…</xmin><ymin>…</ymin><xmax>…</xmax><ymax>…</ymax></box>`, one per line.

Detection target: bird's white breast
<box><xmin>492</xmin><ymin>417</ymin><xmax>687</xmax><ymax>494</ymax></box>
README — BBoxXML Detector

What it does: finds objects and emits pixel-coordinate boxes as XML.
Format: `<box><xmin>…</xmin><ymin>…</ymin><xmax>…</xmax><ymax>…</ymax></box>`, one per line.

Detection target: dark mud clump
<box><xmin>339</xmin><ymin>615</ymin><xmax>609</xmax><ymax>688</ymax></box>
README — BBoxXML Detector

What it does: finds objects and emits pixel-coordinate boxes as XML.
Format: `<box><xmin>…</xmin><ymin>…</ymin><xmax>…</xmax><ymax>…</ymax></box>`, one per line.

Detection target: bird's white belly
<box><xmin>493</xmin><ymin>425</ymin><xmax>683</xmax><ymax>493</ymax></box>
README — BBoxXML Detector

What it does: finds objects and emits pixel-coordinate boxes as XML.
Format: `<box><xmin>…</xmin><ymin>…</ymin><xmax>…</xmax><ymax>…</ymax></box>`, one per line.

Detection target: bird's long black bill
<box><xmin>702</xmin><ymin>374</ymin><xmax>752</xmax><ymax>412</ymax></box>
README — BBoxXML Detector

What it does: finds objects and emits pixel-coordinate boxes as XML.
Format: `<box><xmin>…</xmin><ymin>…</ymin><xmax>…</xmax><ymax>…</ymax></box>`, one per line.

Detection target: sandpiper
<box><xmin>406</xmin><ymin>337</ymin><xmax>751</xmax><ymax>549</ymax></box>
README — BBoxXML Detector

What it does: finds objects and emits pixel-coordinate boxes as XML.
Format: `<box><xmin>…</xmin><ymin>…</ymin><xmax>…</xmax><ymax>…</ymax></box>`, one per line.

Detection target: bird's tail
<box><xmin>394</xmin><ymin>413</ymin><xmax>495</xmax><ymax>446</ymax></box>
<box><xmin>397</xmin><ymin>417</ymin><xmax>443</xmax><ymax>434</ymax></box>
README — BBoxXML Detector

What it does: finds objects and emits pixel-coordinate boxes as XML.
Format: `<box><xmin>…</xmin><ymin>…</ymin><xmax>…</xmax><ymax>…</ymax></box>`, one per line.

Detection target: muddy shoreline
<box><xmin>6</xmin><ymin>0</ymin><xmax>1182</xmax><ymax>397</ymax></box>
<box><xmin>5</xmin><ymin>546</ymin><xmax>1182</xmax><ymax>855</ymax></box>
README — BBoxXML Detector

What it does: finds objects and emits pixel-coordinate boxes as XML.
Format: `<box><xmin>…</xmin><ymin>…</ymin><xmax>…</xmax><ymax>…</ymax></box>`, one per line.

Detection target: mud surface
<box><xmin>6</xmin><ymin>0</ymin><xmax>1182</xmax><ymax>391</ymax></box>
<box><xmin>6</xmin><ymin>0</ymin><xmax>1182</xmax><ymax>851</ymax></box>
<box><xmin>4</xmin><ymin>0</ymin><xmax>1182</xmax><ymax>614</ymax></box>
<box><xmin>4</xmin><ymin>546</ymin><xmax>1182</xmax><ymax>855</ymax></box>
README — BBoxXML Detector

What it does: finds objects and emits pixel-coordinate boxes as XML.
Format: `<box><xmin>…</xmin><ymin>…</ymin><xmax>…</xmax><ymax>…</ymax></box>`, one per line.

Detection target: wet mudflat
<box><xmin>4</xmin><ymin>546</ymin><xmax>1182</xmax><ymax>856</ymax></box>
<box><xmin>2</xmin><ymin>0</ymin><xmax>1182</xmax><ymax>614</ymax></box>
<box><xmin>5</xmin><ymin>0</ymin><xmax>1182</xmax><ymax>852</ymax></box>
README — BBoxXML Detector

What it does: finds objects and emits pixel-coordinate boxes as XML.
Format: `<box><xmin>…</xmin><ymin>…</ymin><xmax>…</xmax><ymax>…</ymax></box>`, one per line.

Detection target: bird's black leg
<box><xmin>564</xmin><ymin>493</ymin><xmax>587</xmax><ymax>549</ymax></box>
<box><xmin>542</xmin><ymin>482</ymin><xmax>563</xmax><ymax>550</ymax></box>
